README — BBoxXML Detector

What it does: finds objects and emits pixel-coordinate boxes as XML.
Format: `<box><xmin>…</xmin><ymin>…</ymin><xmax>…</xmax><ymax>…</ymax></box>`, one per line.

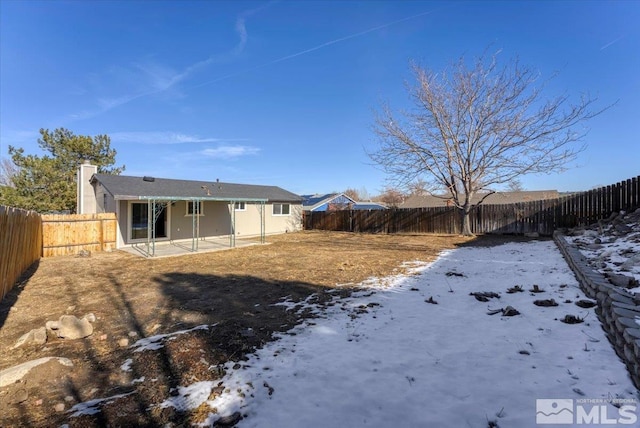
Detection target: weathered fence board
<box><xmin>305</xmin><ymin>176</ymin><xmax>640</xmax><ymax>235</ymax></box>
<box><xmin>41</xmin><ymin>213</ymin><xmax>117</xmax><ymax>257</ymax></box>
<box><xmin>0</xmin><ymin>206</ymin><xmax>42</xmax><ymax>301</ymax></box>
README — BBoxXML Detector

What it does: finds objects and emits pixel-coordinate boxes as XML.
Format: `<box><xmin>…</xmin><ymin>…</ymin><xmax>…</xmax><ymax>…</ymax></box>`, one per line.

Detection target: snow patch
<box><xmin>68</xmin><ymin>392</ymin><xmax>134</xmax><ymax>417</ymax></box>
<box><xmin>130</xmin><ymin>324</ymin><xmax>213</xmax><ymax>352</ymax></box>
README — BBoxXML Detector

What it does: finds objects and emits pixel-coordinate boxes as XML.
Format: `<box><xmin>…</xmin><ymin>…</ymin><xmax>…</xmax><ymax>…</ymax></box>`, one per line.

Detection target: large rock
<box><xmin>621</xmin><ymin>254</ymin><xmax>640</xmax><ymax>270</ymax></box>
<box><xmin>606</xmin><ymin>273</ymin><xmax>639</xmax><ymax>289</ymax></box>
<box><xmin>46</xmin><ymin>314</ymin><xmax>94</xmax><ymax>339</ymax></box>
<box><xmin>0</xmin><ymin>357</ymin><xmax>73</xmax><ymax>387</ymax></box>
<box><xmin>11</xmin><ymin>327</ymin><xmax>48</xmax><ymax>349</ymax></box>
<box><xmin>615</xmin><ymin>224</ymin><xmax>633</xmax><ymax>234</ymax></box>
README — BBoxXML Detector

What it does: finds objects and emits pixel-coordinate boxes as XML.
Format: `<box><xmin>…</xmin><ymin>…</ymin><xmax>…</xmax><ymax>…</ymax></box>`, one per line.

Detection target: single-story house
<box><xmin>302</xmin><ymin>193</ymin><xmax>387</xmax><ymax>211</ymax></box>
<box><xmin>400</xmin><ymin>190</ymin><xmax>560</xmax><ymax>208</ymax></box>
<box><xmin>77</xmin><ymin>162</ymin><xmax>302</xmax><ymax>255</ymax></box>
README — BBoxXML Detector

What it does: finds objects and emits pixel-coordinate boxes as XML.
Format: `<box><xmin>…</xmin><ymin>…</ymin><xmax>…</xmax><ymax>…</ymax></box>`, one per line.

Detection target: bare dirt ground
<box><xmin>0</xmin><ymin>231</ymin><xmax>489</xmax><ymax>427</ymax></box>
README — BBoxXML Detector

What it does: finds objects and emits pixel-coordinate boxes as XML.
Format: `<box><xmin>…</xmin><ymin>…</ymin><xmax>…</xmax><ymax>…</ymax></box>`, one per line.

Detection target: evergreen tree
<box><xmin>1</xmin><ymin>128</ymin><xmax>124</xmax><ymax>212</ymax></box>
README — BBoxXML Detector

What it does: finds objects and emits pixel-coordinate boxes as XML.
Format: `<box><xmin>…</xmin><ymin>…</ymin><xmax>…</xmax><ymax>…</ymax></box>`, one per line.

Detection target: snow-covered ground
<box><xmin>160</xmin><ymin>240</ymin><xmax>638</xmax><ymax>427</ymax></box>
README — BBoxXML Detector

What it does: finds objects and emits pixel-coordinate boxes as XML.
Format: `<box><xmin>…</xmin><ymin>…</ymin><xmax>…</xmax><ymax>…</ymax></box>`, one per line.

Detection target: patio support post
<box><xmin>229</xmin><ymin>201</ymin><xmax>236</xmax><ymax>248</ymax></box>
<box><xmin>151</xmin><ymin>199</ymin><xmax>157</xmax><ymax>257</ymax></box>
<box><xmin>196</xmin><ymin>199</ymin><xmax>200</xmax><ymax>251</ymax></box>
<box><xmin>260</xmin><ymin>201</ymin><xmax>265</xmax><ymax>244</ymax></box>
<box><xmin>191</xmin><ymin>199</ymin><xmax>196</xmax><ymax>252</ymax></box>
<box><xmin>146</xmin><ymin>199</ymin><xmax>151</xmax><ymax>257</ymax></box>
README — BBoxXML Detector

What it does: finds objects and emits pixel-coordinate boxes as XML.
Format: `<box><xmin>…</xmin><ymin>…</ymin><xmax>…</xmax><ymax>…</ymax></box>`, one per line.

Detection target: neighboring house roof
<box><xmin>302</xmin><ymin>193</ymin><xmax>388</xmax><ymax>211</ymax></box>
<box><xmin>352</xmin><ymin>202</ymin><xmax>387</xmax><ymax>210</ymax></box>
<box><xmin>400</xmin><ymin>190</ymin><xmax>560</xmax><ymax>208</ymax></box>
<box><xmin>301</xmin><ymin>193</ymin><xmax>337</xmax><ymax>209</ymax></box>
<box><xmin>301</xmin><ymin>193</ymin><xmax>356</xmax><ymax>211</ymax></box>
<box><xmin>92</xmin><ymin>174</ymin><xmax>302</xmax><ymax>202</ymax></box>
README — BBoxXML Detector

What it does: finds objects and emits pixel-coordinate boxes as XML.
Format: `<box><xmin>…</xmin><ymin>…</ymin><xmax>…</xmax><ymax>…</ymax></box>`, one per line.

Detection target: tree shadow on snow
<box><xmin>456</xmin><ymin>233</ymin><xmax>551</xmax><ymax>248</ymax></box>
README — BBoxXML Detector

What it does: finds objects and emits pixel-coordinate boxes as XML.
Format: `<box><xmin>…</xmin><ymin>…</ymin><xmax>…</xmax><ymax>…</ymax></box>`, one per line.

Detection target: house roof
<box><xmin>400</xmin><ymin>190</ymin><xmax>560</xmax><ymax>208</ymax></box>
<box><xmin>92</xmin><ymin>174</ymin><xmax>302</xmax><ymax>203</ymax></box>
<box><xmin>352</xmin><ymin>202</ymin><xmax>387</xmax><ymax>210</ymax></box>
<box><xmin>301</xmin><ymin>193</ymin><xmax>337</xmax><ymax>208</ymax></box>
<box><xmin>301</xmin><ymin>193</ymin><xmax>356</xmax><ymax>211</ymax></box>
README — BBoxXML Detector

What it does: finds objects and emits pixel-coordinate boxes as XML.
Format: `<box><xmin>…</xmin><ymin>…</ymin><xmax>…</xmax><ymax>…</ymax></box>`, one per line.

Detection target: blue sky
<box><xmin>1</xmin><ymin>1</ymin><xmax>638</xmax><ymax>196</ymax></box>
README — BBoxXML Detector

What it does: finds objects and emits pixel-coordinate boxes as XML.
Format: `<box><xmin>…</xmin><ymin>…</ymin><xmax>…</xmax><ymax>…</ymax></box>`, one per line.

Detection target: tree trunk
<box><xmin>461</xmin><ymin>207</ymin><xmax>473</xmax><ymax>236</ymax></box>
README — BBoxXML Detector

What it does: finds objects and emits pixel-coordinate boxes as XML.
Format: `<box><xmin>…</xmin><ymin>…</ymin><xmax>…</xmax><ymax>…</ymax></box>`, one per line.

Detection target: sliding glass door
<box><xmin>130</xmin><ymin>202</ymin><xmax>167</xmax><ymax>240</ymax></box>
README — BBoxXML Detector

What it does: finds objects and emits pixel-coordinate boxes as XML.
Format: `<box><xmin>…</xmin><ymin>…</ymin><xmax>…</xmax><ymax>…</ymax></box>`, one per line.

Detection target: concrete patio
<box><xmin>119</xmin><ymin>236</ymin><xmax>262</xmax><ymax>258</ymax></box>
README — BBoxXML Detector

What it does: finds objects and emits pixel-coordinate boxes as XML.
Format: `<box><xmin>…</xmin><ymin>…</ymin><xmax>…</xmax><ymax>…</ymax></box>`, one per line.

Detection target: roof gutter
<box><xmin>112</xmin><ymin>195</ymin><xmax>268</xmax><ymax>202</ymax></box>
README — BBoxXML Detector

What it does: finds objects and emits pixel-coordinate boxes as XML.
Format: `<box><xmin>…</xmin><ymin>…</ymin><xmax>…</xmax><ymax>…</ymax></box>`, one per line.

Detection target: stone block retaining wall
<box><xmin>554</xmin><ymin>232</ymin><xmax>640</xmax><ymax>389</ymax></box>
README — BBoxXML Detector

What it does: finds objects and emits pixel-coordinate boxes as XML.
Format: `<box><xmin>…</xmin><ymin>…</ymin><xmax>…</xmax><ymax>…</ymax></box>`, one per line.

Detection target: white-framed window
<box><xmin>234</xmin><ymin>201</ymin><xmax>246</xmax><ymax>211</ymax></box>
<box><xmin>186</xmin><ymin>201</ymin><xmax>204</xmax><ymax>216</ymax></box>
<box><xmin>272</xmin><ymin>203</ymin><xmax>290</xmax><ymax>216</ymax></box>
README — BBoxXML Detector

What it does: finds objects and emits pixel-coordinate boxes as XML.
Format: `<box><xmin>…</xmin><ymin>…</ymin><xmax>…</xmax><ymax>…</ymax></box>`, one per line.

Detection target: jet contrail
<box><xmin>600</xmin><ymin>35</ymin><xmax>624</xmax><ymax>51</ymax></box>
<box><xmin>264</xmin><ymin>9</ymin><xmax>437</xmax><ymax>65</ymax></box>
<box><xmin>191</xmin><ymin>8</ymin><xmax>440</xmax><ymax>89</ymax></box>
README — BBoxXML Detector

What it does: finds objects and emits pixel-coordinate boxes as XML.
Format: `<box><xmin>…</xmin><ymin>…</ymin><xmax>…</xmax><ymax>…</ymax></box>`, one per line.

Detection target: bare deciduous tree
<box><xmin>369</xmin><ymin>50</ymin><xmax>607</xmax><ymax>235</ymax></box>
<box><xmin>343</xmin><ymin>188</ymin><xmax>361</xmax><ymax>202</ymax></box>
<box><xmin>343</xmin><ymin>187</ymin><xmax>372</xmax><ymax>202</ymax></box>
<box><xmin>506</xmin><ymin>179</ymin><xmax>525</xmax><ymax>192</ymax></box>
<box><xmin>357</xmin><ymin>186</ymin><xmax>371</xmax><ymax>201</ymax></box>
<box><xmin>407</xmin><ymin>178</ymin><xmax>429</xmax><ymax>196</ymax></box>
<box><xmin>0</xmin><ymin>157</ymin><xmax>19</xmax><ymax>187</ymax></box>
<box><xmin>375</xmin><ymin>187</ymin><xmax>405</xmax><ymax>207</ymax></box>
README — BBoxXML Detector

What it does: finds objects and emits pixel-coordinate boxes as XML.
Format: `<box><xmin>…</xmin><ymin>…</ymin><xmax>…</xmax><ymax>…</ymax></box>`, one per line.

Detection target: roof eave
<box><xmin>113</xmin><ymin>195</ymin><xmax>269</xmax><ymax>202</ymax></box>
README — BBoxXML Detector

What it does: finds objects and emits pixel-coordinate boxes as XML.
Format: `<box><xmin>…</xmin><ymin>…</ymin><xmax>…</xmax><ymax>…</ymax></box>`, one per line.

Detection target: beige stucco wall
<box><xmin>233</xmin><ymin>202</ymin><xmax>303</xmax><ymax>238</ymax></box>
<box><xmin>111</xmin><ymin>200</ymin><xmax>302</xmax><ymax>248</ymax></box>
<box><xmin>88</xmin><ymin>181</ymin><xmax>124</xmax><ymax>247</ymax></box>
<box><xmin>116</xmin><ymin>200</ymin><xmax>129</xmax><ymax>248</ymax></box>
<box><xmin>93</xmin><ymin>183</ymin><xmax>117</xmax><ymax>214</ymax></box>
<box><xmin>170</xmin><ymin>201</ymin><xmax>232</xmax><ymax>240</ymax></box>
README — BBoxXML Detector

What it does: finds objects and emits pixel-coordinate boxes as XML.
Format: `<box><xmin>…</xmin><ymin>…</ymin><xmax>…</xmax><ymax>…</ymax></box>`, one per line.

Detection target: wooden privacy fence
<box><xmin>304</xmin><ymin>204</ymin><xmax>553</xmax><ymax>235</ymax></box>
<box><xmin>1</xmin><ymin>206</ymin><xmax>42</xmax><ymax>301</ymax></box>
<box><xmin>305</xmin><ymin>175</ymin><xmax>640</xmax><ymax>236</ymax></box>
<box><xmin>41</xmin><ymin>213</ymin><xmax>117</xmax><ymax>257</ymax></box>
<box><xmin>1</xmin><ymin>210</ymin><xmax>117</xmax><ymax>302</ymax></box>
<box><xmin>554</xmin><ymin>175</ymin><xmax>639</xmax><ymax>226</ymax></box>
